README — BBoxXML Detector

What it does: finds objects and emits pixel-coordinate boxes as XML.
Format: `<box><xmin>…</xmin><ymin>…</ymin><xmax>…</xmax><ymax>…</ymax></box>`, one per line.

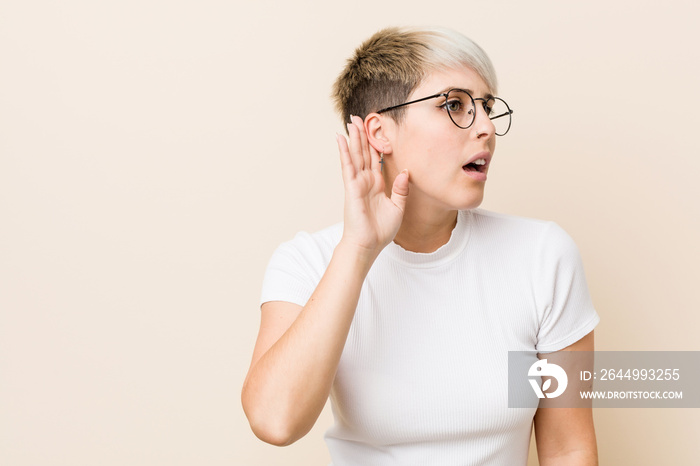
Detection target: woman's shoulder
<box><xmin>468</xmin><ymin>208</ymin><xmax>576</xmax><ymax>250</ymax></box>
<box><xmin>272</xmin><ymin>220</ymin><xmax>344</xmax><ymax>263</ymax></box>
<box><xmin>470</xmin><ymin>207</ymin><xmax>551</xmax><ymax>227</ymax></box>
<box><xmin>470</xmin><ymin>207</ymin><xmax>552</xmax><ymax>234</ymax></box>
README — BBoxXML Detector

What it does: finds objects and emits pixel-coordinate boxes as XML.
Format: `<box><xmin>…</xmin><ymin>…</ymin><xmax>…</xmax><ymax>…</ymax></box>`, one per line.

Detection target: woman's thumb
<box><xmin>390</xmin><ymin>169</ymin><xmax>409</xmax><ymax>211</ymax></box>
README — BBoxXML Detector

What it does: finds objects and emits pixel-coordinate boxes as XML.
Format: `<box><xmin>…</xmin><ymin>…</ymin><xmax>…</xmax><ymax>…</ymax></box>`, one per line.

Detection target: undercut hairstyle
<box><xmin>331</xmin><ymin>26</ymin><xmax>498</xmax><ymax>127</ymax></box>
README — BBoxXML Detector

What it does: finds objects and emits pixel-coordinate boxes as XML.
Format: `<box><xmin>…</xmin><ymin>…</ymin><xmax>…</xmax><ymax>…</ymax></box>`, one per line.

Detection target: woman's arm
<box><xmin>534</xmin><ymin>330</ymin><xmax>598</xmax><ymax>465</ymax></box>
<box><xmin>241</xmin><ymin>116</ymin><xmax>409</xmax><ymax>446</ymax></box>
<box><xmin>242</xmin><ymin>241</ymin><xmax>375</xmax><ymax>446</ymax></box>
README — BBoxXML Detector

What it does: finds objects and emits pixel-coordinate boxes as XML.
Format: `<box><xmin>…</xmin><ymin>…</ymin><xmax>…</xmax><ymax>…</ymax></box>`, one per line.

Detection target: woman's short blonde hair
<box><xmin>332</xmin><ymin>26</ymin><xmax>498</xmax><ymax>127</ymax></box>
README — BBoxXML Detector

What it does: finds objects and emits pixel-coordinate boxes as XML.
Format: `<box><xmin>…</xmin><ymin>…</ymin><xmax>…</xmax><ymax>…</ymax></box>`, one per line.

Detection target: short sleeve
<box><xmin>533</xmin><ymin>222</ymin><xmax>600</xmax><ymax>353</ymax></box>
<box><xmin>259</xmin><ymin>230</ymin><xmax>335</xmax><ymax>309</ymax></box>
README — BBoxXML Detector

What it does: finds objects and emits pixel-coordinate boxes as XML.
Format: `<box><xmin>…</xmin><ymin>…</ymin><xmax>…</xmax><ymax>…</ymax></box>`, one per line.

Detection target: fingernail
<box><xmin>349</xmin><ymin>114</ymin><xmax>355</xmax><ymax>123</ymax></box>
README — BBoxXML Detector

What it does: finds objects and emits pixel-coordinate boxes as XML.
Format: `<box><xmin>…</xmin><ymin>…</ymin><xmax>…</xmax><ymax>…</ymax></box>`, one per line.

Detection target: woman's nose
<box><xmin>473</xmin><ymin>103</ymin><xmax>496</xmax><ymax>138</ymax></box>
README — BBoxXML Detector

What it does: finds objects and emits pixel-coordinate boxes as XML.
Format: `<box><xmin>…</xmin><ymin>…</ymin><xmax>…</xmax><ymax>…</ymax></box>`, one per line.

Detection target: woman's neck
<box><xmin>392</xmin><ymin>206</ymin><xmax>458</xmax><ymax>254</ymax></box>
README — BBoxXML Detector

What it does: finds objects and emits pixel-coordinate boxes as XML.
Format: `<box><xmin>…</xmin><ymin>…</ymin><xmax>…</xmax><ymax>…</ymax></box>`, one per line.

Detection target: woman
<box><xmin>242</xmin><ymin>26</ymin><xmax>600</xmax><ymax>465</ymax></box>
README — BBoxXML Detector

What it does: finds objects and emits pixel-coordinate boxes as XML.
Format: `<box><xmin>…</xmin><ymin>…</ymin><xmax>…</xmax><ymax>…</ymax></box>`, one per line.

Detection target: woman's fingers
<box><xmin>350</xmin><ymin>115</ymin><xmax>371</xmax><ymax>171</ymax></box>
<box><xmin>336</xmin><ymin>133</ymin><xmax>356</xmax><ymax>183</ymax></box>
<box><xmin>339</xmin><ymin>115</ymin><xmax>385</xmax><ymax>192</ymax></box>
<box><xmin>346</xmin><ymin>120</ymin><xmax>363</xmax><ymax>172</ymax></box>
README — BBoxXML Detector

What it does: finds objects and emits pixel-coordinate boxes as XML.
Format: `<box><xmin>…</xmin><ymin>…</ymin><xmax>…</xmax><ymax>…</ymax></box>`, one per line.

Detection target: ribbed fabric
<box><xmin>260</xmin><ymin>209</ymin><xmax>600</xmax><ymax>465</ymax></box>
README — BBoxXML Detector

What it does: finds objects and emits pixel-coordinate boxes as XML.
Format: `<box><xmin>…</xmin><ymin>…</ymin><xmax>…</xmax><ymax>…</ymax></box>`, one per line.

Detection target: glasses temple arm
<box><xmin>377</xmin><ymin>92</ymin><xmax>444</xmax><ymax>114</ymax></box>
<box><xmin>490</xmin><ymin>109</ymin><xmax>514</xmax><ymax>120</ymax></box>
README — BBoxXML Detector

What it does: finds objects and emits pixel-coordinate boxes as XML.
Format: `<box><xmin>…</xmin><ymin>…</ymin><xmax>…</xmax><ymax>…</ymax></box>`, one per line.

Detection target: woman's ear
<box><xmin>364</xmin><ymin>113</ymin><xmax>393</xmax><ymax>155</ymax></box>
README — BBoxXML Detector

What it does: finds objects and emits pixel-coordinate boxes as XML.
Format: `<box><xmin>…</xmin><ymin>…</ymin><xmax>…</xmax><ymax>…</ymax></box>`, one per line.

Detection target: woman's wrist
<box><xmin>334</xmin><ymin>238</ymin><xmax>381</xmax><ymax>275</ymax></box>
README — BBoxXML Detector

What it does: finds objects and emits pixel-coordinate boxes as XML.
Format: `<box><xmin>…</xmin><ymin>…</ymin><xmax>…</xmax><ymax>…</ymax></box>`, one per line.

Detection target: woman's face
<box><xmin>386</xmin><ymin>66</ymin><xmax>497</xmax><ymax>213</ymax></box>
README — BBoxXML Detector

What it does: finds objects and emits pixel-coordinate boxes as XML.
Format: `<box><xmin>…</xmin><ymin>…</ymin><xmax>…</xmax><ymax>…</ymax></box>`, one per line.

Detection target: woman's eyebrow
<box><xmin>437</xmin><ymin>86</ymin><xmax>473</xmax><ymax>94</ymax></box>
<box><xmin>435</xmin><ymin>87</ymin><xmax>495</xmax><ymax>99</ymax></box>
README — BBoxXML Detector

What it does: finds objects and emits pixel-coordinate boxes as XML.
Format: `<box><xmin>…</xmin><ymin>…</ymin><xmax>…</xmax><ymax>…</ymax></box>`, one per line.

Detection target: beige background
<box><xmin>1</xmin><ymin>1</ymin><xmax>699</xmax><ymax>465</ymax></box>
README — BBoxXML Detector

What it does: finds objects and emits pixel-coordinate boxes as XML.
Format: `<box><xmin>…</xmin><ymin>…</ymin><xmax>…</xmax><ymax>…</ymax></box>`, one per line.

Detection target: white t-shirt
<box><xmin>260</xmin><ymin>208</ymin><xmax>600</xmax><ymax>465</ymax></box>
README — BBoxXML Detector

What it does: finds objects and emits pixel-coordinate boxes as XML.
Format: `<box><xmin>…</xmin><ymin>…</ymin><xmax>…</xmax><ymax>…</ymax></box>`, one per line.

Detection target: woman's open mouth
<box><xmin>462</xmin><ymin>158</ymin><xmax>488</xmax><ymax>181</ymax></box>
<box><xmin>462</xmin><ymin>158</ymin><xmax>487</xmax><ymax>173</ymax></box>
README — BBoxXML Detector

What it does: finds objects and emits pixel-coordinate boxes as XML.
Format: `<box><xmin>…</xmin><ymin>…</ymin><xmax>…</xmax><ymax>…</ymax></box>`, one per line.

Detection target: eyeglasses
<box><xmin>376</xmin><ymin>88</ymin><xmax>513</xmax><ymax>136</ymax></box>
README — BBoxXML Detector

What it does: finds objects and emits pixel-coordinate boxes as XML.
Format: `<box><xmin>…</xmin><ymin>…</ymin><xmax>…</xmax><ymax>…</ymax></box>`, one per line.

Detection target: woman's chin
<box><xmin>452</xmin><ymin>190</ymin><xmax>485</xmax><ymax>211</ymax></box>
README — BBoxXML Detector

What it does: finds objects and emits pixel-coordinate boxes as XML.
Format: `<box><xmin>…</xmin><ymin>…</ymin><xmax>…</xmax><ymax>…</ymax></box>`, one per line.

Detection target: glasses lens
<box><xmin>444</xmin><ymin>90</ymin><xmax>476</xmax><ymax>129</ymax></box>
<box><xmin>488</xmin><ymin>97</ymin><xmax>512</xmax><ymax>136</ymax></box>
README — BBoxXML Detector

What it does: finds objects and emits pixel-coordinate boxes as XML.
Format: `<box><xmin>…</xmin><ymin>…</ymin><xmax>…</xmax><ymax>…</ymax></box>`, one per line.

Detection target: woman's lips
<box><xmin>462</xmin><ymin>164</ymin><xmax>487</xmax><ymax>181</ymax></box>
<box><xmin>462</xmin><ymin>151</ymin><xmax>490</xmax><ymax>182</ymax></box>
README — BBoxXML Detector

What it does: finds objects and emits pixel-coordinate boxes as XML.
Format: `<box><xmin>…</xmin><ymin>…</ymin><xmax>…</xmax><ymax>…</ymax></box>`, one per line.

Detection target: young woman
<box><xmin>242</xmin><ymin>26</ymin><xmax>600</xmax><ymax>465</ymax></box>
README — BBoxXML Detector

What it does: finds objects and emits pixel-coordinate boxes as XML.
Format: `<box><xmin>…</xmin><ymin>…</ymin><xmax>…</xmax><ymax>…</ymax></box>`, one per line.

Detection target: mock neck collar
<box><xmin>383</xmin><ymin>210</ymin><xmax>472</xmax><ymax>268</ymax></box>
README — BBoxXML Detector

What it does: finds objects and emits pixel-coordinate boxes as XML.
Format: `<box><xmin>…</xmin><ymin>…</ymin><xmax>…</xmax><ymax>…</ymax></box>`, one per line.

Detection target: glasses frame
<box><xmin>376</xmin><ymin>88</ymin><xmax>513</xmax><ymax>136</ymax></box>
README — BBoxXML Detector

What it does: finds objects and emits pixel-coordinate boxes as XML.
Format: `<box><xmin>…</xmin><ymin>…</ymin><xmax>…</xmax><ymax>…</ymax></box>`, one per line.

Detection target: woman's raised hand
<box><xmin>336</xmin><ymin>115</ymin><xmax>409</xmax><ymax>261</ymax></box>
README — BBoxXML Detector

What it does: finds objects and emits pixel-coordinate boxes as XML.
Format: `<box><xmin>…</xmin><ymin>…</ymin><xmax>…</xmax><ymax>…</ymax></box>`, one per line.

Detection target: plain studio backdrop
<box><xmin>1</xmin><ymin>1</ymin><xmax>699</xmax><ymax>465</ymax></box>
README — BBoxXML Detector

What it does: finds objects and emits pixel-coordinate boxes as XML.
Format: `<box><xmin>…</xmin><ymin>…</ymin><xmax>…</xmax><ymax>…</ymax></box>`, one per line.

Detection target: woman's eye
<box><xmin>443</xmin><ymin>100</ymin><xmax>463</xmax><ymax>112</ymax></box>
